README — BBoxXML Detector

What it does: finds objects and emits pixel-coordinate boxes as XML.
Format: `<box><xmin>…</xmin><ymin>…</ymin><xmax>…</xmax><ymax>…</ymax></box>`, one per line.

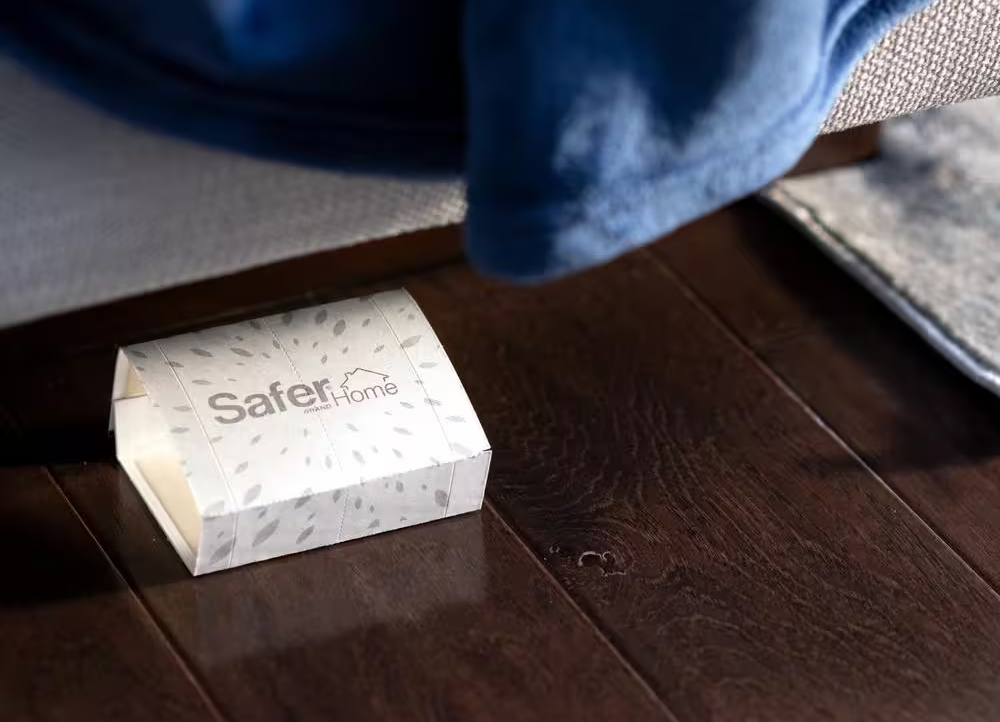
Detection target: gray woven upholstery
<box><xmin>1</xmin><ymin>0</ymin><xmax>997</xmax><ymax>328</ymax></box>
<box><xmin>0</xmin><ymin>60</ymin><xmax>466</xmax><ymax>328</ymax></box>
<box><xmin>824</xmin><ymin>0</ymin><xmax>1000</xmax><ymax>131</ymax></box>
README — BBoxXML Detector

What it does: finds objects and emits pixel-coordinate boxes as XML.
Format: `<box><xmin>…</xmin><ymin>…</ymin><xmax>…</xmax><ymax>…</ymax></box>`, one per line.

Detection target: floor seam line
<box><xmin>483</xmin><ymin>498</ymin><xmax>682</xmax><ymax>722</ymax></box>
<box><xmin>41</xmin><ymin>465</ymin><xmax>235</xmax><ymax>722</ymax></box>
<box><xmin>645</xmin><ymin>246</ymin><xmax>1000</xmax><ymax>605</ymax></box>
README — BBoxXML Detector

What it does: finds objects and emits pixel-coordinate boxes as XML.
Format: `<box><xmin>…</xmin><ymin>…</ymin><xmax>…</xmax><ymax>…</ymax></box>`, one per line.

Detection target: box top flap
<box><xmin>113</xmin><ymin>290</ymin><xmax>489</xmax><ymax>516</ymax></box>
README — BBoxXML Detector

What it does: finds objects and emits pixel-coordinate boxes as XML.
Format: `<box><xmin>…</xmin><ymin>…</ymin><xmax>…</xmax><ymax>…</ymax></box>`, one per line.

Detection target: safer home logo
<box><xmin>208</xmin><ymin>367</ymin><xmax>398</xmax><ymax>424</ymax></box>
<box><xmin>340</xmin><ymin>368</ymin><xmax>390</xmax><ymax>397</ymax></box>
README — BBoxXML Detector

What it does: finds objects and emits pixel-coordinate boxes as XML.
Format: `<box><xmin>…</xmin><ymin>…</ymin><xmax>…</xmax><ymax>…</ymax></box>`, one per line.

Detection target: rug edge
<box><xmin>762</xmin><ymin>186</ymin><xmax>1000</xmax><ymax>397</ymax></box>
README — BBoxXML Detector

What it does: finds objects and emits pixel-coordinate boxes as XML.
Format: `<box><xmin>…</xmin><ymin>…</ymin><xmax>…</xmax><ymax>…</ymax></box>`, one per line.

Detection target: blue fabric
<box><xmin>1</xmin><ymin>1</ymin><xmax>927</xmax><ymax>281</ymax></box>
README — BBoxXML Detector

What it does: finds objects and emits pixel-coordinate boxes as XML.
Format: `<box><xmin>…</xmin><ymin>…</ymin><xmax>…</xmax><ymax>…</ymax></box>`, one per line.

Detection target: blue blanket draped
<box><xmin>0</xmin><ymin>0</ymin><xmax>928</xmax><ymax>280</ymax></box>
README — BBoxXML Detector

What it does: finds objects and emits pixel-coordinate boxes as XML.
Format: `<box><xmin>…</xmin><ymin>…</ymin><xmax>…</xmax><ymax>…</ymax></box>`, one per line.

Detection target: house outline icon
<box><xmin>340</xmin><ymin>367</ymin><xmax>390</xmax><ymax>391</ymax></box>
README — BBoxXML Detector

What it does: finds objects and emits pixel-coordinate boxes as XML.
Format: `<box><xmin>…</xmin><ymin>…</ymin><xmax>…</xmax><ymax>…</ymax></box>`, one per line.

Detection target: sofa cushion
<box><xmin>0</xmin><ymin>0</ymin><xmax>997</xmax><ymax>327</ymax></box>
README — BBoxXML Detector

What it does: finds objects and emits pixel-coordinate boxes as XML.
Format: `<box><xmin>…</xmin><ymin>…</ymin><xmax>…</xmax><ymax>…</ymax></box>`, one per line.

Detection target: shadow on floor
<box><xmin>743</xmin><ymin>201</ymin><xmax>1000</xmax><ymax>475</ymax></box>
<box><xmin>0</xmin><ymin>470</ymin><xmax>127</xmax><ymax>606</ymax></box>
<box><xmin>0</xmin><ymin>426</ymin><xmax>114</xmax><ymax>466</ymax></box>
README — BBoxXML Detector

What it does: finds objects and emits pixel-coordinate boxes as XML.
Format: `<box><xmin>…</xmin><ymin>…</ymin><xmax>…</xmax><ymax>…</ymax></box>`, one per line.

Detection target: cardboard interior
<box><xmin>113</xmin><ymin>356</ymin><xmax>202</xmax><ymax>570</ymax></box>
<box><xmin>109</xmin><ymin>290</ymin><xmax>491</xmax><ymax>575</ymax></box>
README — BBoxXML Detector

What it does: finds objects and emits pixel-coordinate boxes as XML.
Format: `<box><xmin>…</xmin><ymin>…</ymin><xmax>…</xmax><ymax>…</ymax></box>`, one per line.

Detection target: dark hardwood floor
<box><xmin>654</xmin><ymin>205</ymin><xmax>1000</xmax><ymax>590</ymax></box>
<box><xmin>5</xmin><ymin>197</ymin><xmax>1000</xmax><ymax>721</ymax></box>
<box><xmin>0</xmin><ymin>467</ymin><xmax>220</xmax><ymax>722</ymax></box>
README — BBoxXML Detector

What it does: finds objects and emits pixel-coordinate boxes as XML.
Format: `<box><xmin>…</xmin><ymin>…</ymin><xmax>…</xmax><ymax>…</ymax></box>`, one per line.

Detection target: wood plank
<box><xmin>406</xmin><ymin>256</ymin><xmax>1000</xmax><ymax>721</ymax></box>
<box><xmin>0</xmin><ymin>466</ymin><xmax>220</xmax><ymax>722</ymax></box>
<box><xmin>653</xmin><ymin>200</ymin><xmax>1000</xmax><ymax>591</ymax></box>
<box><xmin>788</xmin><ymin>124</ymin><xmax>881</xmax><ymax>178</ymax></box>
<box><xmin>53</xmin><ymin>461</ymin><xmax>670</xmax><ymax>722</ymax></box>
<box><xmin>652</xmin><ymin>202</ymin><xmax>874</xmax><ymax>348</ymax></box>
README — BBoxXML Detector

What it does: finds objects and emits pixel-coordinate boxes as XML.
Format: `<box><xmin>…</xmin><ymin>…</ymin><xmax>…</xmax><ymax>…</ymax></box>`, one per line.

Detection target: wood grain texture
<box><xmin>7</xmin><ymin>184</ymin><xmax>1000</xmax><ymax>722</ymax></box>
<box><xmin>409</xmin><ymin>255</ymin><xmax>1000</xmax><ymax>722</ymax></box>
<box><xmin>52</xmin><ymin>462</ymin><xmax>670</xmax><ymax>722</ymax></box>
<box><xmin>0</xmin><ymin>467</ymin><xmax>220</xmax><ymax>722</ymax></box>
<box><xmin>653</xmin><ymin>200</ymin><xmax>1000</xmax><ymax>592</ymax></box>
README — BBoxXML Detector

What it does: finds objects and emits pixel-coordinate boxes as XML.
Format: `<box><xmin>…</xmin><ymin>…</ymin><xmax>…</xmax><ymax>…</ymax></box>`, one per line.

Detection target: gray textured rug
<box><xmin>767</xmin><ymin>96</ymin><xmax>1000</xmax><ymax>395</ymax></box>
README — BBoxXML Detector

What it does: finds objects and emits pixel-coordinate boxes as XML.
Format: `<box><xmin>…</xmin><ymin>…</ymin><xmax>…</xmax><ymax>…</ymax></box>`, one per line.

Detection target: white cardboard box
<box><xmin>110</xmin><ymin>290</ymin><xmax>490</xmax><ymax>575</ymax></box>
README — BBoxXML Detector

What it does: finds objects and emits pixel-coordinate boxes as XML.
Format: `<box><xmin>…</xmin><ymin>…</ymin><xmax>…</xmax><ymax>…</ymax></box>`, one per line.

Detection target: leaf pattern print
<box><xmin>253</xmin><ymin>519</ymin><xmax>280</xmax><ymax>547</ymax></box>
<box><xmin>209</xmin><ymin>540</ymin><xmax>234</xmax><ymax>566</ymax></box>
<box><xmin>243</xmin><ymin>484</ymin><xmax>261</xmax><ymax>504</ymax></box>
